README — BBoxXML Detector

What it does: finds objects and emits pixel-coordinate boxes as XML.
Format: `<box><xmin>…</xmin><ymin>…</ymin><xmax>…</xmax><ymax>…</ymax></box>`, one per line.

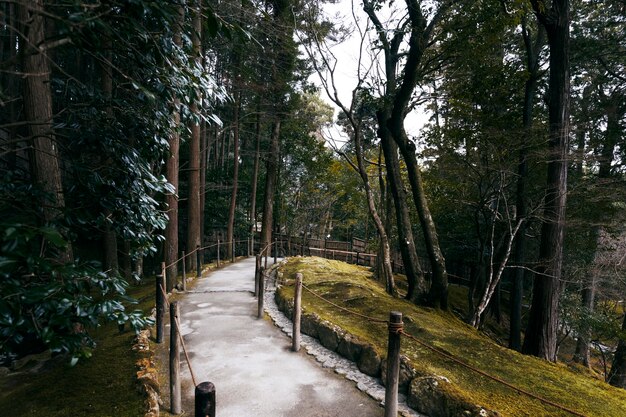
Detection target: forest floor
<box><xmin>277</xmin><ymin>256</ymin><xmax>626</xmax><ymax>417</ymax></box>
<box><xmin>2</xmin><ymin>255</ymin><xmax>624</xmax><ymax>417</ymax></box>
<box><xmin>0</xmin><ymin>279</ymin><xmax>155</xmax><ymax>417</ymax></box>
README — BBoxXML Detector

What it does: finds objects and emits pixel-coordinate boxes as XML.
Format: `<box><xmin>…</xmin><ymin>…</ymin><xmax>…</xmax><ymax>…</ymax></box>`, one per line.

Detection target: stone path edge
<box><xmin>263</xmin><ymin>261</ymin><xmax>424</xmax><ymax>417</ymax></box>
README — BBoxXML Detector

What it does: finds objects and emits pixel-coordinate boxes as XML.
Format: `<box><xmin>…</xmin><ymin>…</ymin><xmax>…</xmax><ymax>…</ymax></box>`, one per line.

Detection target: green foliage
<box><xmin>0</xmin><ymin>222</ymin><xmax>152</xmax><ymax>363</ymax></box>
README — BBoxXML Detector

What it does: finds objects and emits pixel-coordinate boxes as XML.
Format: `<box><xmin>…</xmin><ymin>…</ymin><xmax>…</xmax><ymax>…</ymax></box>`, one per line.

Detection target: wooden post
<box><xmin>181</xmin><ymin>251</ymin><xmax>187</xmax><ymax>292</ymax></box>
<box><xmin>217</xmin><ymin>239</ymin><xmax>220</xmax><ymax>268</ymax></box>
<box><xmin>356</xmin><ymin>252</ymin><xmax>360</xmax><ymax>266</ymax></box>
<box><xmin>257</xmin><ymin>266</ymin><xmax>265</xmax><ymax>319</ymax></box>
<box><xmin>255</xmin><ymin>254</ymin><xmax>261</xmax><ymax>297</ymax></box>
<box><xmin>384</xmin><ymin>311</ymin><xmax>403</xmax><ymax>417</ymax></box>
<box><xmin>292</xmin><ymin>273</ymin><xmax>303</xmax><ymax>352</ymax></box>
<box><xmin>247</xmin><ymin>238</ymin><xmax>251</xmax><ymax>257</ymax></box>
<box><xmin>170</xmin><ymin>301</ymin><xmax>181</xmax><ymax>414</ymax></box>
<box><xmin>156</xmin><ymin>274</ymin><xmax>165</xmax><ymax>343</ymax></box>
<box><xmin>195</xmin><ymin>245</ymin><xmax>201</xmax><ymax>278</ymax></box>
<box><xmin>195</xmin><ymin>382</ymin><xmax>216</xmax><ymax>417</ymax></box>
<box><xmin>273</xmin><ymin>237</ymin><xmax>277</xmax><ymax>264</ymax></box>
<box><xmin>232</xmin><ymin>239</ymin><xmax>235</xmax><ymax>263</ymax></box>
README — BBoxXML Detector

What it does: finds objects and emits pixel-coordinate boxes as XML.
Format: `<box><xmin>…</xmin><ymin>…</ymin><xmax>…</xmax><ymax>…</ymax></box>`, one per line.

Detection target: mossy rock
<box><xmin>357</xmin><ymin>344</ymin><xmax>382</xmax><ymax>377</ymax></box>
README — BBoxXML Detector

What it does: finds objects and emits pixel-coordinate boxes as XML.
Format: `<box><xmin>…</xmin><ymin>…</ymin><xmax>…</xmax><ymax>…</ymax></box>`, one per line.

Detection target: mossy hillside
<box><xmin>0</xmin><ymin>280</ymin><xmax>156</xmax><ymax>417</ymax></box>
<box><xmin>278</xmin><ymin>256</ymin><xmax>626</xmax><ymax>417</ymax></box>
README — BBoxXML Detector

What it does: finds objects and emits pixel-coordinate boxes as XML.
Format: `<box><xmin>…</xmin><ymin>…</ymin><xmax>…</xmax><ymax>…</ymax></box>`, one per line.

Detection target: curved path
<box><xmin>157</xmin><ymin>257</ymin><xmax>383</xmax><ymax>417</ymax></box>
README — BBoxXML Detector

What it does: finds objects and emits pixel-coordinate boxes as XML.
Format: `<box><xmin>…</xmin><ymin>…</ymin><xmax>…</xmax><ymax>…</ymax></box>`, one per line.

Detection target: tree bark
<box><xmin>186</xmin><ymin>1</ymin><xmax>202</xmax><ymax>271</ymax></box>
<box><xmin>510</xmin><ymin>19</ymin><xmax>544</xmax><ymax>351</ymax></box>
<box><xmin>164</xmin><ymin>4</ymin><xmax>183</xmax><ymax>291</ymax></box>
<box><xmin>260</xmin><ymin>121</ymin><xmax>280</xmax><ymax>254</ymax></box>
<box><xmin>19</xmin><ymin>0</ymin><xmax>73</xmax><ymax>263</ymax></box>
<box><xmin>377</xmin><ymin>112</ymin><xmax>426</xmax><ymax>301</ymax></box>
<box><xmin>609</xmin><ymin>314</ymin><xmax>626</xmax><ymax>388</ymax></box>
<box><xmin>523</xmin><ymin>0</ymin><xmax>570</xmax><ymax>362</ymax></box>
<box><xmin>226</xmin><ymin>92</ymin><xmax>241</xmax><ymax>259</ymax></box>
<box><xmin>249</xmin><ymin>108</ymin><xmax>261</xmax><ymax>241</ymax></box>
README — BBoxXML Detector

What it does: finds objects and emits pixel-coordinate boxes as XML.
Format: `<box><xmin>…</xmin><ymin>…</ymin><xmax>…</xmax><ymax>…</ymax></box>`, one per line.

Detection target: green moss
<box><xmin>0</xmin><ymin>280</ymin><xmax>156</xmax><ymax>417</ymax></box>
<box><xmin>279</xmin><ymin>256</ymin><xmax>626</xmax><ymax>417</ymax></box>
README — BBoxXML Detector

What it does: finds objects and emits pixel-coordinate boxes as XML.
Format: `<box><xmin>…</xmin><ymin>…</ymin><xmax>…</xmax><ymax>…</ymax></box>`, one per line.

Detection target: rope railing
<box><xmin>301</xmin><ymin>283</ymin><xmax>388</xmax><ymax>324</ymax></box>
<box><xmin>158</xmin><ymin>283</ymin><xmax>199</xmax><ymax>387</ymax></box>
<box><xmin>398</xmin><ymin>329</ymin><xmax>587</xmax><ymax>417</ymax></box>
<box><xmin>292</xmin><ymin>274</ymin><xmax>587</xmax><ymax>417</ymax></box>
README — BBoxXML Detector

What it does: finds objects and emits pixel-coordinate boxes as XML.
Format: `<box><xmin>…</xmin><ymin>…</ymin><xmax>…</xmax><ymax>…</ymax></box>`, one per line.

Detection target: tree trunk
<box><xmin>510</xmin><ymin>19</ymin><xmax>544</xmax><ymax>351</ymax></box>
<box><xmin>227</xmin><ymin>93</ymin><xmax>241</xmax><ymax>259</ymax></box>
<box><xmin>394</xmin><ymin>131</ymin><xmax>448</xmax><ymax>309</ymax></box>
<box><xmin>249</xmin><ymin>109</ymin><xmax>261</xmax><ymax>248</ymax></box>
<box><xmin>377</xmin><ymin>112</ymin><xmax>426</xmax><ymax>301</ymax></box>
<box><xmin>19</xmin><ymin>0</ymin><xmax>73</xmax><ymax>263</ymax></box>
<box><xmin>186</xmin><ymin>2</ymin><xmax>202</xmax><ymax>271</ymax></box>
<box><xmin>523</xmin><ymin>0</ymin><xmax>570</xmax><ymax>362</ymax></box>
<box><xmin>609</xmin><ymin>314</ymin><xmax>626</xmax><ymax>388</ymax></box>
<box><xmin>352</xmin><ymin>125</ymin><xmax>394</xmax><ymax>294</ymax></box>
<box><xmin>573</xmin><ymin>271</ymin><xmax>596</xmax><ymax>367</ymax></box>
<box><xmin>260</xmin><ymin>121</ymin><xmax>280</xmax><ymax>254</ymax></box>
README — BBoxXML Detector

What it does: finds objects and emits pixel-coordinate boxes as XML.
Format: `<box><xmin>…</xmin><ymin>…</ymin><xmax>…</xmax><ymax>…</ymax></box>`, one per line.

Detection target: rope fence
<box><xmin>291</xmin><ymin>273</ymin><xmax>587</xmax><ymax>417</ymax></box>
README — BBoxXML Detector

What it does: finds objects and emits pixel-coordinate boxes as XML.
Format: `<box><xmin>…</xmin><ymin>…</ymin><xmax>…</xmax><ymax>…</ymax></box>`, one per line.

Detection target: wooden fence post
<box><xmin>196</xmin><ymin>245</ymin><xmax>201</xmax><ymax>278</ymax></box>
<box><xmin>384</xmin><ymin>311</ymin><xmax>403</xmax><ymax>417</ymax></box>
<box><xmin>247</xmin><ymin>238</ymin><xmax>251</xmax><ymax>257</ymax></box>
<box><xmin>257</xmin><ymin>266</ymin><xmax>265</xmax><ymax>319</ymax></box>
<box><xmin>232</xmin><ymin>239</ymin><xmax>235</xmax><ymax>263</ymax></box>
<box><xmin>255</xmin><ymin>254</ymin><xmax>261</xmax><ymax>297</ymax></box>
<box><xmin>217</xmin><ymin>240</ymin><xmax>220</xmax><ymax>268</ymax></box>
<box><xmin>356</xmin><ymin>252</ymin><xmax>360</xmax><ymax>266</ymax></box>
<box><xmin>156</xmin><ymin>273</ymin><xmax>165</xmax><ymax>343</ymax></box>
<box><xmin>195</xmin><ymin>382</ymin><xmax>216</xmax><ymax>417</ymax></box>
<box><xmin>161</xmin><ymin>261</ymin><xmax>166</xmax><ymax>287</ymax></box>
<box><xmin>181</xmin><ymin>251</ymin><xmax>187</xmax><ymax>291</ymax></box>
<box><xmin>170</xmin><ymin>301</ymin><xmax>181</xmax><ymax>414</ymax></box>
<box><xmin>292</xmin><ymin>273</ymin><xmax>303</xmax><ymax>352</ymax></box>
<box><xmin>274</xmin><ymin>237</ymin><xmax>277</xmax><ymax>264</ymax></box>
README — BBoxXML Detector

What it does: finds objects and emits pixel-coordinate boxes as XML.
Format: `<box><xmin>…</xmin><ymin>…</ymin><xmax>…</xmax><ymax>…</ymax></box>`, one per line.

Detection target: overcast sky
<box><xmin>306</xmin><ymin>0</ymin><xmax>431</xmax><ymax>148</ymax></box>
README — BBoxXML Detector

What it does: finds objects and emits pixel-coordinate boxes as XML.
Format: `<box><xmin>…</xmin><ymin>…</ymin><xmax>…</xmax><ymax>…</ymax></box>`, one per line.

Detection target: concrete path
<box><xmin>157</xmin><ymin>257</ymin><xmax>383</xmax><ymax>417</ymax></box>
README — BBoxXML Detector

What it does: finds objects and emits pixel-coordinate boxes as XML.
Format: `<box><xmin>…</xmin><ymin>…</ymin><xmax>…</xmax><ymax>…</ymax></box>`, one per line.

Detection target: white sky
<box><xmin>305</xmin><ymin>0</ymin><xmax>431</xmax><ymax>148</ymax></box>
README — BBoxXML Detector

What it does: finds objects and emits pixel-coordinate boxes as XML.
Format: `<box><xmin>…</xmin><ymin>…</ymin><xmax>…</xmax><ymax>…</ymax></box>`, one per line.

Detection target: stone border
<box><xmin>266</xmin><ymin>262</ymin><xmax>497</xmax><ymax>417</ymax></box>
<box><xmin>133</xmin><ymin>311</ymin><xmax>161</xmax><ymax>417</ymax></box>
<box><xmin>263</xmin><ymin>265</ymin><xmax>424</xmax><ymax>417</ymax></box>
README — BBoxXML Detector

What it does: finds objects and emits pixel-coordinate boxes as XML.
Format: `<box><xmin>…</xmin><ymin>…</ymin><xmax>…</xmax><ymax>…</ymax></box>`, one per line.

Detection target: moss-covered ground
<box><xmin>278</xmin><ymin>256</ymin><xmax>626</xmax><ymax>417</ymax></box>
<box><xmin>0</xmin><ymin>279</ymin><xmax>155</xmax><ymax>417</ymax></box>
<box><xmin>0</xmin><ymin>255</ymin><xmax>236</xmax><ymax>417</ymax></box>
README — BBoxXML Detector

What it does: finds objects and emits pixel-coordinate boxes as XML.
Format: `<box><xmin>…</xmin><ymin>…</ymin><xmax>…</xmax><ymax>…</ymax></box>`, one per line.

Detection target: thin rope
<box><xmin>301</xmin><ymin>283</ymin><xmax>388</xmax><ymax>324</ymax></box>
<box><xmin>158</xmin><ymin>284</ymin><xmax>198</xmax><ymax>387</ymax></box>
<box><xmin>399</xmin><ymin>330</ymin><xmax>588</xmax><ymax>417</ymax></box>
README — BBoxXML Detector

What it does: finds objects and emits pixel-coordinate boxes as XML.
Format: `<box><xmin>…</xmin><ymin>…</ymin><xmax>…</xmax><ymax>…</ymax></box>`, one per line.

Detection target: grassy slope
<box><xmin>278</xmin><ymin>256</ymin><xmax>626</xmax><ymax>417</ymax></box>
<box><xmin>0</xmin><ymin>281</ymin><xmax>155</xmax><ymax>417</ymax></box>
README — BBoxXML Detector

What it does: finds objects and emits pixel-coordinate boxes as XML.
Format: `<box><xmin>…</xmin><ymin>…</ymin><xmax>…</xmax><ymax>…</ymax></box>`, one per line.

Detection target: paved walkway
<box><xmin>157</xmin><ymin>257</ymin><xmax>383</xmax><ymax>417</ymax></box>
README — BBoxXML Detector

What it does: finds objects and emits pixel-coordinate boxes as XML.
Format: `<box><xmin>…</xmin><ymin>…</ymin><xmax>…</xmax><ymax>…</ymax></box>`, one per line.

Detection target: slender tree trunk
<box><xmin>523</xmin><ymin>0</ymin><xmax>570</xmax><ymax>362</ymax></box>
<box><xmin>609</xmin><ymin>314</ymin><xmax>626</xmax><ymax>388</ymax></box>
<box><xmin>353</xmin><ymin>126</ymin><xmax>394</xmax><ymax>294</ymax></box>
<box><xmin>260</xmin><ymin>121</ymin><xmax>280</xmax><ymax>254</ymax></box>
<box><xmin>250</xmin><ymin>109</ymin><xmax>261</xmax><ymax>240</ymax></box>
<box><xmin>573</xmin><ymin>271</ymin><xmax>596</xmax><ymax>367</ymax></box>
<box><xmin>164</xmin><ymin>5</ymin><xmax>183</xmax><ymax>291</ymax></box>
<box><xmin>186</xmin><ymin>1</ymin><xmax>202</xmax><ymax>270</ymax></box>
<box><xmin>227</xmin><ymin>92</ymin><xmax>241</xmax><ymax>259</ymax></box>
<box><xmin>393</xmin><ymin>129</ymin><xmax>448</xmax><ymax>309</ymax></box>
<box><xmin>377</xmin><ymin>112</ymin><xmax>426</xmax><ymax>301</ymax></box>
<box><xmin>511</xmin><ymin>19</ymin><xmax>545</xmax><ymax>351</ymax></box>
<box><xmin>19</xmin><ymin>0</ymin><xmax>73</xmax><ymax>263</ymax></box>
<box><xmin>100</xmin><ymin>39</ymin><xmax>120</xmax><ymax>275</ymax></box>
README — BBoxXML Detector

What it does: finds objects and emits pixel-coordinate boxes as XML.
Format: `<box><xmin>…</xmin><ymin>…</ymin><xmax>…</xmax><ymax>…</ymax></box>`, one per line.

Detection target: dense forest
<box><xmin>1</xmin><ymin>0</ymin><xmax>625</xmax><ymax>391</ymax></box>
